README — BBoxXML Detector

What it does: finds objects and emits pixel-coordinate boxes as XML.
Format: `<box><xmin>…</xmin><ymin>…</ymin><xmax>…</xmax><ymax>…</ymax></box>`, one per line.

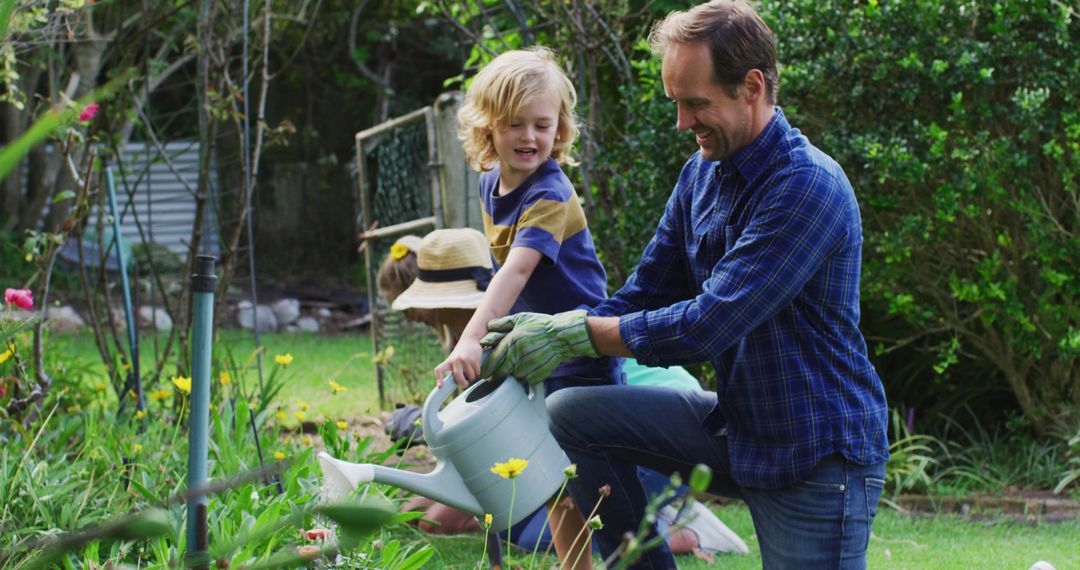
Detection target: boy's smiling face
<box><xmin>490</xmin><ymin>90</ymin><xmax>560</xmax><ymax>192</ymax></box>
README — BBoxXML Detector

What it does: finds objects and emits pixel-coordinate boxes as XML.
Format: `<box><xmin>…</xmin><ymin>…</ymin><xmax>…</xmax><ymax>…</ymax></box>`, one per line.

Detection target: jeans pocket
<box><xmin>863</xmin><ymin>477</ymin><xmax>885</xmax><ymax>550</ymax></box>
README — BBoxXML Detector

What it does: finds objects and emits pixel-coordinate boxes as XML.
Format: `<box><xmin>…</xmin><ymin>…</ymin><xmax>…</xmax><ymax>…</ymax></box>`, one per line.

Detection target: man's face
<box><xmin>662</xmin><ymin>42</ymin><xmax>753</xmax><ymax>161</ymax></box>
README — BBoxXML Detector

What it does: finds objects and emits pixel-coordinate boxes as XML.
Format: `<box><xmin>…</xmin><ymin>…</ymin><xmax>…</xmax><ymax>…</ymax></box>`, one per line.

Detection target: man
<box><xmin>479</xmin><ymin>1</ymin><xmax>889</xmax><ymax>568</ymax></box>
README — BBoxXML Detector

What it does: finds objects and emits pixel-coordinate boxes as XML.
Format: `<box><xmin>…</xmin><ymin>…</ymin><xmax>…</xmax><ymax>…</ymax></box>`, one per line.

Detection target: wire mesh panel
<box><xmin>369</xmin><ymin>243</ymin><xmax>446</xmax><ymax>408</ymax></box>
<box><xmin>356</xmin><ymin>106</ymin><xmax>443</xmax><ymax>409</ymax></box>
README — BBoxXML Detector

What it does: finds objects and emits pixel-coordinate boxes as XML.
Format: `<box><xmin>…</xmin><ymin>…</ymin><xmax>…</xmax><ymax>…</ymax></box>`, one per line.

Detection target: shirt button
<box><xmin>838</xmin><ymin>484</ymin><xmax>846</xmax><ymax>492</ymax></box>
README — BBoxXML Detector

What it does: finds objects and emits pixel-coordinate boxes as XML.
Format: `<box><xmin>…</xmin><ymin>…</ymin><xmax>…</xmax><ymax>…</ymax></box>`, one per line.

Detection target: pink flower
<box><xmin>79</xmin><ymin>103</ymin><xmax>100</xmax><ymax>122</ymax></box>
<box><xmin>4</xmin><ymin>288</ymin><xmax>33</xmax><ymax>310</ymax></box>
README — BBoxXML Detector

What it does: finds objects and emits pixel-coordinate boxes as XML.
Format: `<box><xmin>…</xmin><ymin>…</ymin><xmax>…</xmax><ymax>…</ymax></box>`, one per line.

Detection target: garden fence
<box><xmin>356</xmin><ymin>92</ymin><xmax>481</xmax><ymax>409</ymax></box>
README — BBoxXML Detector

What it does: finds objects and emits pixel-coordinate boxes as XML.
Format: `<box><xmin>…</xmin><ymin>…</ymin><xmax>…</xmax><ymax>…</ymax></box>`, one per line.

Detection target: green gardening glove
<box><xmin>478</xmin><ymin>310</ymin><xmax>600</xmax><ymax>384</ymax></box>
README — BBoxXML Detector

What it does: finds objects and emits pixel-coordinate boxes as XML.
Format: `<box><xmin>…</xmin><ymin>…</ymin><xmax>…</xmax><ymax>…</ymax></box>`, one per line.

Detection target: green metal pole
<box><xmin>187</xmin><ymin>255</ymin><xmax>216</xmax><ymax>565</ymax></box>
<box><xmin>104</xmin><ymin>161</ymin><xmax>143</xmax><ymax>414</ymax></box>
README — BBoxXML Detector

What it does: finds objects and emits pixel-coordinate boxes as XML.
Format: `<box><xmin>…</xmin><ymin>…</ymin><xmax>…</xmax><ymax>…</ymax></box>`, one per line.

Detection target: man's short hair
<box><xmin>649</xmin><ymin>0</ymin><xmax>778</xmax><ymax>103</ymax></box>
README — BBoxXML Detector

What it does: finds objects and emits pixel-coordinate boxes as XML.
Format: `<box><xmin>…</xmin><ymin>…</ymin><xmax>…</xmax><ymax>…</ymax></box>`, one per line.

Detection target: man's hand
<box><xmin>478</xmin><ymin>310</ymin><xmax>600</xmax><ymax>384</ymax></box>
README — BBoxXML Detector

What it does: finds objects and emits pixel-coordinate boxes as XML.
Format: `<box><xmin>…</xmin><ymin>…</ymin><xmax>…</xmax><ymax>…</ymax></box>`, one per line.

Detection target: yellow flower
<box><xmin>484</xmin><ymin>513</ymin><xmax>493</xmax><ymax>527</ymax></box>
<box><xmin>274</xmin><ymin>353</ymin><xmax>293</xmax><ymax>367</ymax></box>
<box><xmin>336</xmin><ymin>420</ymin><xmax>347</xmax><ymax>430</ymax></box>
<box><xmin>133</xmin><ymin>444</ymin><xmax>143</xmax><ymax>454</ymax></box>
<box><xmin>274</xmin><ymin>452</ymin><xmax>286</xmax><ymax>461</ymax></box>
<box><xmin>94</xmin><ymin>382</ymin><xmax>106</xmax><ymax>392</ymax></box>
<box><xmin>491</xmin><ymin>457</ymin><xmax>529</xmax><ymax>479</ymax></box>
<box><xmin>129</xmin><ymin>390</ymin><xmax>138</xmax><ymax>400</ymax></box>
<box><xmin>329</xmin><ymin>380</ymin><xmax>346</xmax><ymax>394</ymax></box>
<box><xmin>0</xmin><ymin>343</ymin><xmax>14</xmax><ymax>364</ymax></box>
<box><xmin>390</xmin><ymin>242</ymin><xmax>410</xmax><ymax>260</ymax></box>
<box><xmin>149</xmin><ymin>389</ymin><xmax>172</xmax><ymax>401</ymax></box>
<box><xmin>171</xmin><ymin>376</ymin><xmax>192</xmax><ymax>394</ymax></box>
<box><xmin>135</xmin><ymin>410</ymin><xmax>147</xmax><ymax>420</ymax></box>
<box><xmin>66</xmin><ymin>404</ymin><xmax>81</xmax><ymax>413</ymax></box>
<box><xmin>122</xmin><ymin>362</ymin><xmax>132</xmax><ymax>371</ymax></box>
<box><xmin>373</xmin><ymin>346</ymin><xmax>395</xmax><ymax>365</ymax></box>
<box><xmin>294</xmin><ymin>411</ymin><xmax>306</xmax><ymax>421</ymax></box>
<box><xmin>302</xmin><ymin>436</ymin><xmax>312</xmax><ymax>446</ymax></box>
<box><xmin>275</xmin><ymin>411</ymin><xmax>288</xmax><ymax>421</ymax></box>
<box><xmin>219</xmin><ymin>371</ymin><xmax>231</xmax><ymax>385</ymax></box>
<box><xmin>24</xmin><ymin>253</ymin><xmax>32</xmax><ymax>262</ymax></box>
<box><xmin>297</xmin><ymin>400</ymin><xmax>310</xmax><ymax>411</ymax></box>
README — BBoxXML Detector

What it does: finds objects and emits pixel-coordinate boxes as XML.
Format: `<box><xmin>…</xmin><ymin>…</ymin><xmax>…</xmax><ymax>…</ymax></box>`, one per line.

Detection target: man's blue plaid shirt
<box><xmin>592</xmin><ymin>109</ymin><xmax>889</xmax><ymax>488</ymax></box>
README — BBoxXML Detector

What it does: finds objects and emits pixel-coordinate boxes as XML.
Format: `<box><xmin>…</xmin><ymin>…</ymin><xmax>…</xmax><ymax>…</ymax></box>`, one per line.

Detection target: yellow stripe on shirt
<box><xmin>483</xmin><ymin>198</ymin><xmax>588</xmax><ymax>265</ymax></box>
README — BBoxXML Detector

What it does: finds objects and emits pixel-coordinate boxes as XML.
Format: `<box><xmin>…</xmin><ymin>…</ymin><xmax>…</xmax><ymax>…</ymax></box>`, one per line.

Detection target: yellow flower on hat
<box><xmin>390</xmin><ymin>242</ymin><xmax>410</xmax><ymax>260</ymax></box>
<box><xmin>491</xmin><ymin>457</ymin><xmax>529</xmax><ymax>479</ymax></box>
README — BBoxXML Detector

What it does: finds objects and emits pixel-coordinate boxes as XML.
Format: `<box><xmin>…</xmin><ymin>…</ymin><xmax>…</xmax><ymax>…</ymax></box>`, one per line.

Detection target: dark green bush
<box><xmin>762</xmin><ymin>0</ymin><xmax>1078</xmax><ymax>436</ymax></box>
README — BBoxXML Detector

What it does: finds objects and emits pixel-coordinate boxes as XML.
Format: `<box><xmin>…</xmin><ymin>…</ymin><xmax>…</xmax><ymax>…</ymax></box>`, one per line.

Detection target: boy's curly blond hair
<box><xmin>457</xmin><ymin>46</ymin><xmax>579</xmax><ymax>172</ymax></box>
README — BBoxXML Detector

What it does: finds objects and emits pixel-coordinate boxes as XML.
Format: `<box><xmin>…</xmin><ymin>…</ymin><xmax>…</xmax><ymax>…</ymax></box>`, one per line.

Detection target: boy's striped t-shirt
<box><xmin>479</xmin><ymin>159</ymin><xmax>611</xmax><ymax>378</ymax></box>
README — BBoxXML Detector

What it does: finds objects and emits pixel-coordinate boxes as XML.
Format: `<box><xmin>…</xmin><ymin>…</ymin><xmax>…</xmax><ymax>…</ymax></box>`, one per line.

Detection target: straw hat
<box><xmin>391</xmin><ymin>228</ymin><xmax>493</xmax><ymax>310</ymax></box>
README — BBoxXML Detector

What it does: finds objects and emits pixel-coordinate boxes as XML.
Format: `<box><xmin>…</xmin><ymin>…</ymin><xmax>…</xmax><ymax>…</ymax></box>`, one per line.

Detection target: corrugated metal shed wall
<box><xmin>93</xmin><ymin>141</ymin><xmax>220</xmax><ymax>256</ymax></box>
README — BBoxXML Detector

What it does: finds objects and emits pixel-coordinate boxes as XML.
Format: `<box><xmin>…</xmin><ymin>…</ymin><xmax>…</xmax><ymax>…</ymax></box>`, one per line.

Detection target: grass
<box><xmin>421</xmin><ymin>502</ymin><xmax>1080</xmax><ymax>569</ymax></box>
<box><xmin>48</xmin><ymin>329</ymin><xmax>382</xmax><ymax>421</ymax></box>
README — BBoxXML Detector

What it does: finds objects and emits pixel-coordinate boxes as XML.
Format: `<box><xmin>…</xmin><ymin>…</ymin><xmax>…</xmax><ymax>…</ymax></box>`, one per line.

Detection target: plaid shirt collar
<box><xmin>716</xmin><ymin>106</ymin><xmax>788</xmax><ymax>185</ymax></box>
<box><xmin>693</xmin><ymin>107</ymin><xmax>789</xmax><ymax>234</ymax></box>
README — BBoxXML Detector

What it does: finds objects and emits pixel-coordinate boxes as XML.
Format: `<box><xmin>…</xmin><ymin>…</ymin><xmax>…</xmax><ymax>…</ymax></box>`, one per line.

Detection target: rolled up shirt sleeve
<box><xmin>619</xmin><ymin>167</ymin><xmax>851</xmax><ymax>367</ymax></box>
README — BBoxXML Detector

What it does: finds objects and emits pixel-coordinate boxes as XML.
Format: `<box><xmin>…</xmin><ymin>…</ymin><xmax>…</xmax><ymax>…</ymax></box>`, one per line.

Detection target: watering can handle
<box><xmin>423</xmin><ymin>352</ymin><xmax>491</xmax><ymax>443</ymax></box>
<box><xmin>421</xmin><ymin>375</ymin><xmax>456</xmax><ymax>443</ymax></box>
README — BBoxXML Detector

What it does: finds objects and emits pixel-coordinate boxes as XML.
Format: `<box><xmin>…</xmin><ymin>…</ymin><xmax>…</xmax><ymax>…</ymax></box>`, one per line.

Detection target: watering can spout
<box><xmin>317</xmin><ymin>452</ymin><xmax>482</xmax><ymax>515</ymax></box>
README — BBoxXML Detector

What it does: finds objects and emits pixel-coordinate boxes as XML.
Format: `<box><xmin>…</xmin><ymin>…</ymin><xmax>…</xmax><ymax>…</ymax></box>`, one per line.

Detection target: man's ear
<box><xmin>742</xmin><ymin>69</ymin><xmax>766</xmax><ymax>102</ymax></box>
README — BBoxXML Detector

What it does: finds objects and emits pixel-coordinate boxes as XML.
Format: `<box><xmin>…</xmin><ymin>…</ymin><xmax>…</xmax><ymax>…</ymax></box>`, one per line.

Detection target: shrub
<box><xmin>764</xmin><ymin>0</ymin><xmax>1079</xmax><ymax>436</ymax></box>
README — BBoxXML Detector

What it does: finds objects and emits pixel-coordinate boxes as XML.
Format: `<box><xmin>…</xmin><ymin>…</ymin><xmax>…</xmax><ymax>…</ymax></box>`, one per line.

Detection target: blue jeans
<box><xmin>547</xmin><ymin>385</ymin><xmax>886</xmax><ymax>569</ymax></box>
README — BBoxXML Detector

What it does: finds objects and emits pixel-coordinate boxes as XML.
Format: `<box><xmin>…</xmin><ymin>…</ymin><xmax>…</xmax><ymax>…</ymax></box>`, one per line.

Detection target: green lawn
<box><xmin>421</xmin><ymin>503</ymin><xmax>1080</xmax><ymax>569</ymax></box>
<box><xmin>49</xmin><ymin>329</ymin><xmax>382</xmax><ymax>421</ymax></box>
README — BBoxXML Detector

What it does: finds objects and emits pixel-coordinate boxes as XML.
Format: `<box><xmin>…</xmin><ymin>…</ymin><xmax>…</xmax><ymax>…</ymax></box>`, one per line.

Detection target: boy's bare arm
<box><xmin>435</xmin><ymin>246</ymin><xmax>543</xmax><ymax>386</ymax></box>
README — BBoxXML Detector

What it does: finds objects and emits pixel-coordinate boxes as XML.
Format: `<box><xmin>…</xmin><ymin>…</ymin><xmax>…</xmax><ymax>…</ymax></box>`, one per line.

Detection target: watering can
<box><xmin>318</xmin><ymin>376</ymin><xmax>570</xmax><ymax>532</ymax></box>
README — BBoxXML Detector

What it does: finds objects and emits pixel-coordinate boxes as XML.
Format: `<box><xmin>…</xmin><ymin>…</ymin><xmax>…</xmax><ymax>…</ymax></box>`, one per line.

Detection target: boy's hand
<box><xmin>435</xmin><ymin>339</ymin><xmax>485</xmax><ymax>388</ymax></box>
<box><xmin>479</xmin><ymin>310</ymin><xmax>599</xmax><ymax>384</ymax></box>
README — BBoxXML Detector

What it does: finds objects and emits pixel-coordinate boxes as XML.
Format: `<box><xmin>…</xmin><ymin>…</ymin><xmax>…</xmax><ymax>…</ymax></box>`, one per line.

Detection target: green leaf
<box><xmin>52</xmin><ymin>191</ymin><xmax>76</xmax><ymax>204</ymax></box>
<box><xmin>688</xmin><ymin>463</ymin><xmax>712</xmax><ymax>494</ymax></box>
<box><xmin>0</xmin><ymin>0</ymin><xmax>15</xmax><ymax>42</ymax></box>
<box><xmin>315</xmin><ymin>497</ymin><xmax>395</xmax><ymax>549</ymax></box>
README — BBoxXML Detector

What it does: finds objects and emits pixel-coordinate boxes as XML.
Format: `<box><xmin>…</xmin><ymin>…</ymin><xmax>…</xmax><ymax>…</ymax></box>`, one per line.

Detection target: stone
<box><xmin>296</xmin><ymin>316</ymin><xmax>320</xmax><ymax>332</ymax></box>
<box><xmin>271</xmin><ymin>298</ymin><xmax>301</xmax><ymax>325</ymax></box>
<box><xmin>237</xmin><ymin>301</ymin><xmax>278</xmax><ymax>332</ymax></box>
<box><xmin>138</xmin><ymin>305</ymin><xmax>173</xmax><ymax>331</ymax></box>
<box><xmin>47</xmin><ymin>305</ymin><xmax>86</xmax><ymax>332</ymax></box>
